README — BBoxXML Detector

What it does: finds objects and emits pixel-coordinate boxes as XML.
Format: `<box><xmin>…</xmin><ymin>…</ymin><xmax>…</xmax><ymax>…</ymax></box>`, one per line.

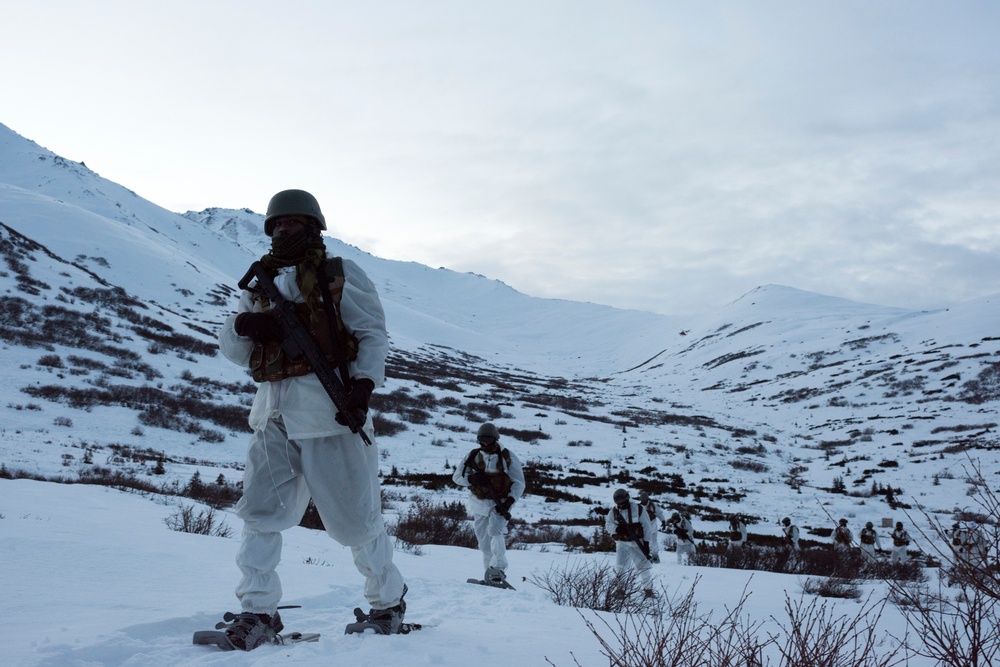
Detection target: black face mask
<box><xmin>270</xmin><ymin>225</ymin><xmax>321</xmax><ymax>261</ymax></box>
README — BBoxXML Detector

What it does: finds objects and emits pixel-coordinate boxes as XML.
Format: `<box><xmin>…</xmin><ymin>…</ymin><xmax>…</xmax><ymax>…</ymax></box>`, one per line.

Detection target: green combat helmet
<box><xmin>477</xmin><ymin>423</ymin><xmax>501</xmax><ymax>441</ymax></box>
<box><xmin>264</xmin><ymin>189</ymin><xmax>327</xmax><ymax>236</ymax></box>
<box><xmin>613</xmin><ymin>488</ymin><xmax>630</xmax><ymax>504</ymax></box>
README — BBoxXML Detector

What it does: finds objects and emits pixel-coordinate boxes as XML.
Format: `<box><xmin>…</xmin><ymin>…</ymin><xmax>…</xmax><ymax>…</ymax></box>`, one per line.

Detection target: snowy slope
<box><xmin>0</xmin><ymin>120</ymin><xmax>997</xmax><ymax>665</ymax></box>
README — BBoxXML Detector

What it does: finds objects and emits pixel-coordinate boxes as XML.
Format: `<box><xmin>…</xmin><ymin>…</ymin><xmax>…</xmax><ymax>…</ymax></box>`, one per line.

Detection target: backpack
<box><xmin>464</xmin><ymin>447</ymin><xmax>514</xmax><ymax>499</ymax></box>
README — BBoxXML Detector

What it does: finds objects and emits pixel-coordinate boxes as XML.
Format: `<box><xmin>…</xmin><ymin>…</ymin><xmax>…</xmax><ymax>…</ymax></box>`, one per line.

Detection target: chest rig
<box><xmin>248</xmin><ymin>257</ymin><xmax>359</xmax><ymax>383</ymax></box>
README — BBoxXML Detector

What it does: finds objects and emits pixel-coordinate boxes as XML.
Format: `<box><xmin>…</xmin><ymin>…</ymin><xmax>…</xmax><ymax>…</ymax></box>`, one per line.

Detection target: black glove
<box><xmin>335</xmin><ymin>378</ymin><xmax>375</xmax><ymax>427</ymax></box>
<box><xmin>467</xmin><ymin>470</ymin><xmax>489</xmax><ymax>487</ymax></box>
<box><xmin>500</xmin><ymin>496</ymin><xmax>515</xmax><ymax>513</ymax></box>
<box><xmin>234</xmin><ymin>312</ymin><xmax>283</xmax><ymax>344</ymax></box>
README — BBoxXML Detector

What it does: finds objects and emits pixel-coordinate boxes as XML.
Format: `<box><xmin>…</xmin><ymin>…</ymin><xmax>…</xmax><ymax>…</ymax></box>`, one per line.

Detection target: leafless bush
<box><xmin>509</xmin><ymin>523</ymin><xmax>590</xmax><ymax>551</ymax></box>
<box><xmin>529</xmin><ymin>560</ymin><xmax>657</xmax><ymax>614</ymax></box>
<box><xmin>164</xmin><ymin>504</ymin><xmax>233</xmax><ymax>537</ymax></box>
<box><xmin>373</xmin><ymin>414</ymin><xmax>407</xmax><ymax>436</ymax></box>
<box><xmin>771</xmin><ymin>594</ymin><xmax>906</xmax><ymax>667</ymax></box>
<box><xmin>551</xmin><ymin>575</ymin><xmax>772</xmax><ymax>666</ymax></box>
<box><xmin>730</xmin><ymin>459</ymin><xmax>769</xmax><ymax>473</ymax></box>
<box><xmin>881</xmin><ymin>457</ymin><xmax>1000</xmax><ymax>665</ymax></box>
<box><xmin>800</xmin><ymin>576</ymin><xmax>862</xmax><ymax>600</ymax></box>
<box><xmin>389</xmin><ymin>498</ymin><xmax>477</xmax><ymax>549</ymax></box>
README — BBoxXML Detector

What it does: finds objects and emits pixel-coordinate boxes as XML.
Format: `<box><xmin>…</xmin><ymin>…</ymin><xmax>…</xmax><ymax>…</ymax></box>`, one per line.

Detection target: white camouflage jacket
<box><xmin>452</xmin><ymin>447</ymin><xmax>526</xmax><ymax>517</ymax></box>
<box><xmin>219</xmin><ymin>257</ymin><xmax>389</xmax><ymax>440</ymax></box>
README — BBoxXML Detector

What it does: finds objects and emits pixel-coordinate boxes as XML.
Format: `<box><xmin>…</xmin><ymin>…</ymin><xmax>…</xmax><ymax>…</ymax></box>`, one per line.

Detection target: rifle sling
<box><xmin>317</xmin><ymin>260</ymin><xmax>353</xmax><ymax>388</ymax></box>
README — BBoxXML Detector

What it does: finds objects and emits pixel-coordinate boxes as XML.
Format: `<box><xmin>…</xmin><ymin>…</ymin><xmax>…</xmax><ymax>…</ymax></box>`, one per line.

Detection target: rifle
<box><xmin>462</xmin><ymin>456</ymin><xmax>513</xmax><ymax>521</ymax></box>
<box><xmin>238</xmin><ymin>261</ymin><xmax>371</xmax><ymax>445</ymax></box>
<box><xmin>614</xmin><ymin>508</ymin><xmax>652</xmax><ymax>561</ymax></box>
<box><xmin>482</xmin><ymin>481</ymin><xmax>513</xmax><ymax>521</ymax></box>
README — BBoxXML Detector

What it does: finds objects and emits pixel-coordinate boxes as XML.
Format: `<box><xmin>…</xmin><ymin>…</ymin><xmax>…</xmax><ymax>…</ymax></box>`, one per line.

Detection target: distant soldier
<box><xmin>728</xmin><ymin>515</ymin><xmax>748</xmax><ymax>549</ymax></box>
<box><xmin>605</xmin><ymin>489</ymin><xmax>654</xmax><ymax>596</ymax></box>
<box><xmin>963</xmin><ymin>522</ymin><xmax>989</xmax><ymax>566</ymax></box>
<box><xmin>859</xmin><ymin>521</ymin><xmax>882</xmax><ymax>561</ymax></box>
<box><xmin>781</xmin><ymin>517</ymin><xmax>800</xmax><ymax>550</ymax></box>
<box><xmin>669</xmin><ymin>512</ymin><xmax>697</xmax><ymax>565</ymax></box>
<box><xmin>890</xmin><ymin>521</ymin><xmax>911</xmax><ymax>564</ymax></box>
<box><xmin>833</xmin><ymin>518</ymin><xmax>853</xmax><ymax>552</ymax></box>
<box><xmin>453</xmin><ymin>422</ymin><xmax>526</xmax><ymax>588</ymax></box>
<box><xmin>949</xmin><ymin>522</ymin><xmax>971</xmax><ymax>565</ymax></box>
<box><xmin>638</xmin><ymin>491</ymin><xmax>666</xmax><ymax>563</ymax></box>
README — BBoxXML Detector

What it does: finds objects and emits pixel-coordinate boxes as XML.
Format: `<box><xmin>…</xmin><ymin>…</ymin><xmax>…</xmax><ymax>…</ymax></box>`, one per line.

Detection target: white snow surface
<box><xmin>2</xmin><ymin>478</ymin><xmax>918</xmax><ymax>666</ymax></box>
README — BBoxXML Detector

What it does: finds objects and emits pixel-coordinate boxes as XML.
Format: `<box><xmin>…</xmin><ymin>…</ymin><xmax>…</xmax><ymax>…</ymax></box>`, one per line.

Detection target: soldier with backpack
<box><xmin>453</xmin><ymin>422</ymin><xmax>525</xmax><ymax>588</ymax></box>
<box><xmin>781</xmin><ymin>517</ymin><xmax>800</xmax><ymax>551</ymax></box>
<box><xmin>890</xmin><ymin>521</ymin><xmax>911</xmax><ymax>564</ymax></box>
<box><xmin>834</xmin><ymin>518</ymin><xmax>853</xmax><ymax>552</ymax></box>
<box><xmin>962</xmin><ymin>521</ymin><xmax>988</xmax><ymax>566</ymax></box>
<box><xmin>605</xmin><ymin>488</ymin><xmax>654</xmax><ymax>596</ymax></box>
<box><xmin>670</xmin><ymin>512</ymin><xmax>697</xmax><ymax>565</ymax></box>
<box><xmin>728</xmin><ymin>514</ymin><xmax>748</xmax><ymax>549</ymax></box>
<box><xmin>638</xmin><ymin>491</ymin><xmax>666</xmax><ymax>563</ymax></box>
<box><xmin>859</xmin><ymin>521</ymin><xmax>882</xmax><ymax>561</ymax></box>
<box><xmin>216</xmin><ymin>189</ymin><xmax>406</xmax><ymax>648</ymax></box>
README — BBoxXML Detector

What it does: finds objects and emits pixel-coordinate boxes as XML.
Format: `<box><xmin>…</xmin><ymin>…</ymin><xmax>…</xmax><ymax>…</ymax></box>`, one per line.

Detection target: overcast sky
<box><xmin>4</xmin><ymin>1</ymin><xmax>999</xmax><ymax>316</ymax></box>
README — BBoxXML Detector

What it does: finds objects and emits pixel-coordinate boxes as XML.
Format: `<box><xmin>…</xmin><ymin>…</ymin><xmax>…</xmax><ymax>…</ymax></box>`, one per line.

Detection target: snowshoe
<box><xmin>200</xmin><ymin>610</ymin><xmax>283</xmax><ymax>651</ymax></box>
<box><xmin>345</xmin><ymin>584</ymin><xmax>408</xmax><ymax>635</ymax></box>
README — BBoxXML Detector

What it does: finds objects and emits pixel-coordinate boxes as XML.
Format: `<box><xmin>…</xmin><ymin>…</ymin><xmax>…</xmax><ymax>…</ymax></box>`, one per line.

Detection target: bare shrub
<box><xmin>881</xmin><ymin>457</ymin><xmax>1000</xmax><ymax>665</ymax></box>
<box><xmin>529</xmin><ymin>560</ymin><xmax>655</xmax><ymax>614</ymax></box>
<box><xmin>772</xmin><ymin>594</ymin><xmax>907</xmax><ymax>666</ymax></box>
<box><xmin>801</xmin><ymin>576</ymin><xmax>862</xmax><ymax>599</ymax></box>
<box><xmin>509</xmin><ymin>523</ymin><xmax>590</xmax><ymax>551</ymax></box>
<box><xmin>390</xmin><ymin>498</ymin><xmax>477</xmax><ymax>549</ymax></box>
<box><xmin>559</xmin><ymin>575</ymin><xmax>772</xmax><ymax>666</ymax></box>
<box><xmin>730</xmin><ymin>458</ymin><xmax>769</xmax><ymax>473</ymax></box>
<box><xmin>164</xmin><ymin>504</ymin><xmax>233</xmax><ymax>537</ymax></box>
<box><xmin>374</xmin><ymin>414</ymin><xmax>407</xmax><ymax>436</ymax></box>
<box><xmin>38</xmin><ymin>354</ymin><xmax>64</xmax><ymax>368</ymax></box>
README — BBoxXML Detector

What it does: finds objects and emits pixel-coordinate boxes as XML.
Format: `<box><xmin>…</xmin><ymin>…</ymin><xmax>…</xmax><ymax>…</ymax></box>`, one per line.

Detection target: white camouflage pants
<box><xmin>676</xmin><ymin>540</ymin><xmax>696</xmax><ymax>565</ymax></box>
<box><xmin>615</xmin><ymin>540</ymin><xmax>653</xmax><ymax>590</ymax></box>
<box><xmin>473</xmin><ymin>510</ymin><xmax>509</xmax><ymax>572</ymax></box>
<box><xmin>234</xmin><ymin>417</ymin><xmax>404</xmax><ymax>613</ymax></box>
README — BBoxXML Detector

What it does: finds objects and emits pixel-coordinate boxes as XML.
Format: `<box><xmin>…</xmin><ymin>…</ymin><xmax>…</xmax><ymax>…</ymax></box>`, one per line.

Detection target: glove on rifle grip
<box><xmin>234</xmin><ymin>312</ymin><xmax>284</xmax><ymax>344</ymax></box>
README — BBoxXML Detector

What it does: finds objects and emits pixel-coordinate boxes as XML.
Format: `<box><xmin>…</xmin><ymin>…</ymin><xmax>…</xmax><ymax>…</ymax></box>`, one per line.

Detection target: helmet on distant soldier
<box><xmin>476</xmin><ymin>422</ymin><xmax>500</xmax><ymax>443</ymax></box>
<box><xmin>839</xmin><ymin>518</ymin><xmax>848</xmax><ymax>525</ymax></box>
<box><xmin>638</xmin><ymin>491</ymin><xmax>650</xmax><ymax>502</ymax></box>
<box><xmin>264</xmin><ymin>189</ymin><xmax>326</xmax><ymax>236</ymax></box>
<box><xmin>866</xmin><ymin>521</ymin><xmax>874</xmax><ymax>529</ymax></box>
<box><xmin>782</xmin><ymin>517</ymin><xmax>791</xmax><ymax>526</ymax></box>
<box><xmin>613</xmin><ymin>488</ymin><xmax>630</xmax><ymax>504</ymax></box>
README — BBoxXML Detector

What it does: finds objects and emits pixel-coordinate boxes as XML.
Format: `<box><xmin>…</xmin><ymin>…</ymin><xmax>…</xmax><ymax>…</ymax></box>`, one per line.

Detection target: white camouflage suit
<box><xmin>219</xmin><ymin>257</ymin><xmax>405</xmax><ymax>613</ymax></box>
<box><xmin>640</xmin><ymin>498</ymin><xmax>667</xmax><ymax>559</ymax></box>
<box><xmin>452</xmin><ymin>447</ymin><xmax>526</xmax><ymax>573</ymax></box>
<box><xmin>605</xmin><ymin>501</ymin><xmax>654</xmax><ymax>590</ymax></box>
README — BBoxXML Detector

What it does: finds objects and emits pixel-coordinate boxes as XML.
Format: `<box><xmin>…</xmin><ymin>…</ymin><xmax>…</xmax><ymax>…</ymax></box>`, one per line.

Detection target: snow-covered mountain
<box><xmin>2</xmin><ymin>119</ymin><xmax>998</xmax><ymax>543</ymax></box>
